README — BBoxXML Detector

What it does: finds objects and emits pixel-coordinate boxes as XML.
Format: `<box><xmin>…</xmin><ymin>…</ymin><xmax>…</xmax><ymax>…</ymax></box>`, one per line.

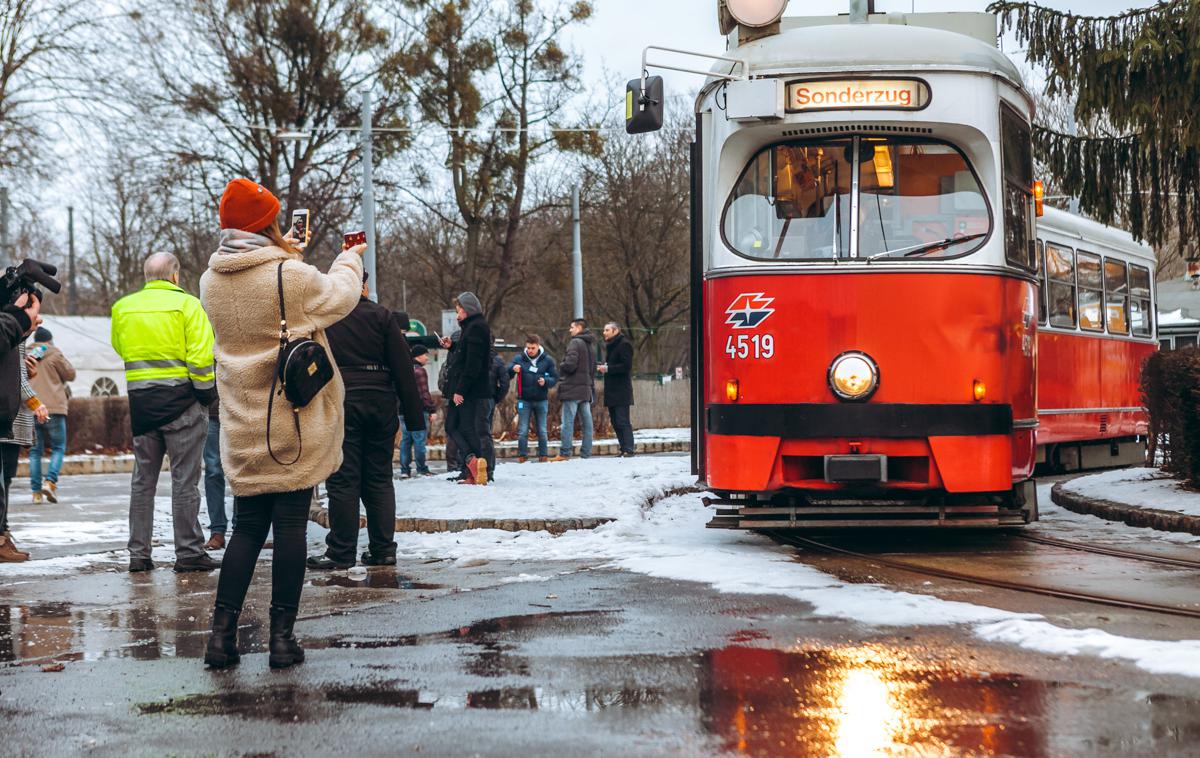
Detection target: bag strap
<box><xmin>267</xmin><ymin>262</ymin><xmax>302</xmax><ymax>466</ymax></box>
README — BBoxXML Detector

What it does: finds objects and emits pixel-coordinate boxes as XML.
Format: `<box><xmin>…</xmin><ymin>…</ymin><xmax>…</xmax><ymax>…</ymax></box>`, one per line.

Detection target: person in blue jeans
<box><xmin>509</xmin><ymin>334</ymin><xmax>557</xmax><ymax>462</ymax></box>
<box><xmin>28</xmin><ymin>327</ymin><xmax>75</xmax><ymax>504</ymax></box>
<box><xmin>555</xmin><ymin>320</ymin><xmax>597</xmax><ymax>460</ymax></box>
<box><xmin>204</xmin><ymin>394</ymin><xmax>234</xmax><ymax>550</ymax></box>
<box><xmin>400</xmin><ymin>345</ymin><xmax>436</xmax><ymax>477</ymax></box>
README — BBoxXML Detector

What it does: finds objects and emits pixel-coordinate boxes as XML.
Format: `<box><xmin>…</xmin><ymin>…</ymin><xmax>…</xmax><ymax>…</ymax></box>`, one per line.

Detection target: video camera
<box><xmin>1</xmin><ymin>259</ymin><xmax>62</xmax><ymax>306</ymax></box>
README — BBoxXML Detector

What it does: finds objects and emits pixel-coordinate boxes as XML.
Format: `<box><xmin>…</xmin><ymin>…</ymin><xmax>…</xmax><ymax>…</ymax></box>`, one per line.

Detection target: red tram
<box><xmin>627</xmin><ymin>4</ymin><xmax>1156</xmax><ymax>529</ymax></box>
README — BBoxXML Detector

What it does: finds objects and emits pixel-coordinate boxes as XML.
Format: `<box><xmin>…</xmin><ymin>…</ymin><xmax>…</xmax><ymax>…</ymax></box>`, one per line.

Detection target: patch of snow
<box><xmin>1061</xmin><ymin>468</ymin><xmax>1200</xmax><ymax>518</ymax></box>
<box><xmin>498</xmin><ymin>573</ymin><xmax>552</xmax><ymax>584</ymax></box>
<box><xmin>976</xmin><ymin>619</ymin><xmax>1200</xmax><ymax>678</ymax></box>
<box><xmin>1157</xmin><ymin>308</ymin><xmax>1200</xmax><ymax>327</ymax></box>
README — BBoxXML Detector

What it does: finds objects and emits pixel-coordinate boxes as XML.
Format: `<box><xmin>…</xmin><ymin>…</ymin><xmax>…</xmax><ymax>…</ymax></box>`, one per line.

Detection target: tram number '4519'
<box><xmin>725</xmin><ymin>334</ymin><xmax>775</xmax><ymax>360</ymax></box>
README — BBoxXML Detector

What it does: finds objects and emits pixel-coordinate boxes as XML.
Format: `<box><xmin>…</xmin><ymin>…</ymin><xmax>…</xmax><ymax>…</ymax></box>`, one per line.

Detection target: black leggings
<box><xmin>214</xmin><ymin>488</ymin><xmax>310</xmax><ymax>613</ymax></box>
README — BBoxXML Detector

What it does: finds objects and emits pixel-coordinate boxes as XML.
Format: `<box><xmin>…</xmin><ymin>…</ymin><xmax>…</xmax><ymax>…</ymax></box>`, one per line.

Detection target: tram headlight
<box><xmin>725</xmin><ymin>0</ymin><xmax>789</xmax><ymax>28</ymax></box>
<box><xmin>828</xmin><ymin>352</ymin><xmax>879</xmax><ymax>402</ymax></box>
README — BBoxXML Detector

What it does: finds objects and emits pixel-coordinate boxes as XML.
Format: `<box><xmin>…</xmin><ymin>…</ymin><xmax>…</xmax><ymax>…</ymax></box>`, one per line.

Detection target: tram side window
<box><xmin>1130</xmin><ymin>264</ymin><xmax>1153</xmax><ymax>337</ymax></box>
<box><xmin>1046</xmin><ymin>244</ymin><xmax>1076</xmax><ymax>328</ymax></box>
<box><xmin>1104</xmin><ymin>258</ymin><xmax>1129</xmax><ymax>334</ymax></box>
<box><xmin>1077</xmin><ymin>251</ymin><xmax>1104</xmax><ymax>331</ymax></box>
<box><xmin>1037</xmin><ymin>240</ymin><xmax>1047</xmax><ymax>324</ymax></box>
<box><xmin>1000</xmin><ymin>106</ymin><xmax>1037</xmax><ymax>271</ymax></box>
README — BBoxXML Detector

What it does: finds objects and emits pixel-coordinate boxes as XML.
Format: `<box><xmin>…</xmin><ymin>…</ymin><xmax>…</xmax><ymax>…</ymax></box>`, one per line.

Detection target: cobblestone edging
<box><xmin>20</xmin><ymin>439</ymin><xmax>690</xmax><ymax>477</ymax></box>
<box><xmin>1050</xmin><ymin>481</ymin><xmax>1200</xmax><ymax>537</ymax></box>
<box><xmin>310</xmin><ymin>508</ymin><xmax>614</xmax><ymax>535</ymax></box>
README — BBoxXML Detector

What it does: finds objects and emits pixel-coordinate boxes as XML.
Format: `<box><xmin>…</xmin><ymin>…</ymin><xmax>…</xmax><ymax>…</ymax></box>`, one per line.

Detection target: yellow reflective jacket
<box><xmin>111</xmin><ymin>279</ymin><xmax>216</xmax><ymax>435</ymax></box>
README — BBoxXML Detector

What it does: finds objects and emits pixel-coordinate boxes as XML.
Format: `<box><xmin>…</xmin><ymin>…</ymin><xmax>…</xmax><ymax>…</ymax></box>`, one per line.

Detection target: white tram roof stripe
<box><xmin>1038</xmin><ymin>206</ymin><xmax>1155</xmax><ymax>263</ymax></box>
<box><xmin>714</xmin><ymin>22</ymin><xmax>1025</xmax><ymax>92</ymax></box>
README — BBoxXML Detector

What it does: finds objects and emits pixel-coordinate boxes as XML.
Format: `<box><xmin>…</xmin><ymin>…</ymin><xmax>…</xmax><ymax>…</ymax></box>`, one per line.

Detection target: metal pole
<box><xmin>0</xmin><ymin>187</ymin><xmax>8</xmax><ymax>261</ymax></box>
<box><xmin>571</xmin><ymin>185</ymin><xmax>583</xmax><ymax>320</ymax></box>
<box><xmin>850</xmin><ymin>0</ymin><xmax>869</xmax><ymax>24</ymax></box>
<box><xmin>361</xmin><ymin>87</ymin><xmax>377</xmax><ymax>302</ymax></box>
<box><xmin>68</xmin><ymin>206</ymin><xmax>77</xmax><ymax>314</ymax></box>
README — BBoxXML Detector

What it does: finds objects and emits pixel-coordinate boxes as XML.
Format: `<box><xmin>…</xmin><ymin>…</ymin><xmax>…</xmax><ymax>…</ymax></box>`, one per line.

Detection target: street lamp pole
<box><xmin>361</xmin><ymin>87</ymin><xmax>378</xmax><ymax>301</ymax></box>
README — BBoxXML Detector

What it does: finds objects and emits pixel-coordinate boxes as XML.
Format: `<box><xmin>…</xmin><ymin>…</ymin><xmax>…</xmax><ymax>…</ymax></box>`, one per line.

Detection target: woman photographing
<box><xmin>200</xmin><ymin>178</ymin><xmax>363</xmax><ymax>670</ymax></box>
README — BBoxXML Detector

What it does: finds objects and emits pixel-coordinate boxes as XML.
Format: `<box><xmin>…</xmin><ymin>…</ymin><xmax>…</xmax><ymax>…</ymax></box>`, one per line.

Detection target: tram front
<box><xmin>632</xmin><ymin>8</ymin><xmax>1040</xmax><ymax>528</ymax></box>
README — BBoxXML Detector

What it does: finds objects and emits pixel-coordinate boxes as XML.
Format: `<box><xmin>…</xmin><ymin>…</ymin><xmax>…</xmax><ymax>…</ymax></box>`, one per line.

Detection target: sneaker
<box><xmin>205</xmin><ymin>533</ymin><xmax>226</xmax><ymax>551</ymax></box>
<box><xmin>474</xmin><ymin>458</ymin><xmax>489</xmax><ymax>485</ymax></box>
<box><xmin>517</xmin><ymin>456</ymin><xmax>527</xmax><ymax>463</ymax></box>
<box><xmin>129</xmin><ymin>558</ymin><xmax>155</xmax><ymax>572</ymax></box>
<box><xmin>398</xmin><ymin>471</ymin><xmax>411</xmax><ymax>480</ymax></box>
<box><xmin>307</xmin><ymin>555</ymin><xmax>354</xmax><ymax>570</ymax></box>
<box><xmin>417</xmin><ymin>469</ymin><xmax>434</xmax><ymax>477</ymax></box>
<box><xmin>361</xmin><ymin>551</ymin><xmax>397</xmax><ymax>566</ymax></box>
<box><xmin>42</xmin><ymin>481</ymin><xmax>58</xmax><ymax>503</ymax></box>
<box><xmin>539</xmin><ymin>456</ymin><xmax>549</xmax><ymax>463</ymax></box>
<box><xmin>466</xmin><ymin>456</ymin><xmax>480</xmax><ymax>482</ymax></box>
<box><xmin>32</xmin><ymin>491</ymin><xmax>43</xmax><ymax>504</ymax></box>
<box><xmin>552</xmin><ymin>455</ymin><xmax>569</xmax><ymax>462</ymax></box>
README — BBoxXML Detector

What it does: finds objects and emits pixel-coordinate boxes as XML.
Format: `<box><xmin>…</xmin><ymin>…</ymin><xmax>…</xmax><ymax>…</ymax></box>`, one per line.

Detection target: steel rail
<box><xmin>770</xmin><ymin>532</ymin><xmax>1200</xmax><ymax>620</ymax></box>
<box><xmin>1013</xmin><ymin>533</ymin><xmax>1200</xmax><ymax>571</ymax></box>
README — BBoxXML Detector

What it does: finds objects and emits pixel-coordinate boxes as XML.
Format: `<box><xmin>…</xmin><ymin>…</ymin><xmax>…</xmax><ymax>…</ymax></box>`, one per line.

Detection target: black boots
<box><xmin>268</xmin><ymin>606</ymin><xmax>305</xmax><ymax>670</ymax></box>
<box><xmin>203</xmin><ymin>606</ymin><xmax>241</xmax><ymax>669</ymax></box>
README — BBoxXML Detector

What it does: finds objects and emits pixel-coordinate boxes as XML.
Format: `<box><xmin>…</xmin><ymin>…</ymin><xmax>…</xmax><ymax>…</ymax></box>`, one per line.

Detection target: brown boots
<box><xmin>0</xmin><ymin>532</ymin><xmax>29</xmax><ymax>562</ymax></box>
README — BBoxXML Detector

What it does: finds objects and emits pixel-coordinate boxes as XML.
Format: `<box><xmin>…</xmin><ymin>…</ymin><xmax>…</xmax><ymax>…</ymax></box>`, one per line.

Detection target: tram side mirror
<box><xmin>626</xmin><ymin>76</ymin><xmax>664</xmax><ymax>134</ymax></box>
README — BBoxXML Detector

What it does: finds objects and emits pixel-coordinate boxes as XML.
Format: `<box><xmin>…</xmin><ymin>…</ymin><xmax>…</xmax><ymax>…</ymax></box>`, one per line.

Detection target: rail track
<box><xmin>1013</xmin><ymin>532</ymin><xmax>1200</xmax><ymax>571</ymax></box>
<box><xmin>769</xmin><ymin>531</ymin><xmax>1200</xmax><ymax>620</ymax></box>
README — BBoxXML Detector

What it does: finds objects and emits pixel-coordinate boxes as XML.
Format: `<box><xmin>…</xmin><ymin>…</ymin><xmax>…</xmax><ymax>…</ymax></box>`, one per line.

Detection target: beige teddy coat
<box><xmin>200</xmin><ymin>246</ymin><xmax>363</xmax><ymax>497</ymax></box>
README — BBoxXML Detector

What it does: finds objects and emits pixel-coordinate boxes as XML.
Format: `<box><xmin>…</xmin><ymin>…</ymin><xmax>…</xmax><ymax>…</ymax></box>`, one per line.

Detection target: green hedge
<box><xmin>1141</xmin><ymin>348</ymin><xmax>1200</xmax><ymax>484</ymax></box>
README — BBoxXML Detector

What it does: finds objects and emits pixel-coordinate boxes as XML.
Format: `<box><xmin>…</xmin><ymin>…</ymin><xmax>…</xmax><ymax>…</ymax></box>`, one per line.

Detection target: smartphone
<box><xmin>291</xmin><ymin>209</ymin><xmax>310</xmax><ymax>245</ymax></box>
<box><xmin>343</xmin><ymin>230</ymin><xmax>367</xmax><ymax>248</ymax></box>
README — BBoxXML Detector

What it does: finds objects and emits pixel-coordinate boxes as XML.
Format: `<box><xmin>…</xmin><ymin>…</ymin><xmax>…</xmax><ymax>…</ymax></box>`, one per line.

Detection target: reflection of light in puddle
<box><xmin>833</xmin><ymin>666</ymin><xmax>901</xmax><ymax>756</ymax></box>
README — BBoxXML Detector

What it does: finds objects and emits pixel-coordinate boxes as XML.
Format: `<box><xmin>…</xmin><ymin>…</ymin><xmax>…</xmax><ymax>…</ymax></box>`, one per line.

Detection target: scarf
<box><xmin>217</xmin><ymin>228</ymin><xmax>273</xmax><ymax>255</ymax></box>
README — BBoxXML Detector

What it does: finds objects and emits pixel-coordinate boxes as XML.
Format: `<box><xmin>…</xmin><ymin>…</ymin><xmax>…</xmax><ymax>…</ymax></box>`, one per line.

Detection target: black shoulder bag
<box><xmin>267</xmin><ymin>262</ymin><xmax>335</xmax><ymax>465</ymax></box>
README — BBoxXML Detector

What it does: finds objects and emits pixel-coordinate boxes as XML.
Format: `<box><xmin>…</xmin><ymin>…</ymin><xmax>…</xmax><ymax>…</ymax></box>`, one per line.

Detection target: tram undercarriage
<box><xmin>704</xmin><ymin>479</ymin><xmax>1038</xmax><ymax>529</ymax></box>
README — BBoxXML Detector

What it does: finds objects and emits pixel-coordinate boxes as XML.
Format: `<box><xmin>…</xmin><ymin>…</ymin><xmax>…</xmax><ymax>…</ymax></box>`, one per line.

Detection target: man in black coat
<box><xmin>309</xmin><ymin>273</ymin><xmax>427</xmax><ymax>569</ymax></box>
<box><xmin>599</xmin><ymin>322</ymin><xmax>636</xmax><ymax>457</ymax></box>
<box><xmin>441</xmin><ymin>292</ymin><xmax>492</xmax><ymax>485</ymax></box>
<box><xmin>0</xmin><ymin>292</ymin><xmax>39</xmax><ymax>562</ymax></box>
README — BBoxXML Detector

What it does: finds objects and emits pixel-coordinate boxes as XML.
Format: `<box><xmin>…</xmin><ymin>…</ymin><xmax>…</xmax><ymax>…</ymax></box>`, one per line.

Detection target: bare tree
<box><xmin>390</xmin><ymin>0</ymin><xmax>593</xmax><ymax>321</ymax></box>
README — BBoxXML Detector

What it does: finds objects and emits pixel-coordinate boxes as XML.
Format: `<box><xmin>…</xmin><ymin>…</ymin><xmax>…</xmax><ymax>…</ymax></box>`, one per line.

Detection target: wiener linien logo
<box><xmin>725</xmin><ymin>293</ymin><xmax>775</xmax><ymax>329</ymax></box>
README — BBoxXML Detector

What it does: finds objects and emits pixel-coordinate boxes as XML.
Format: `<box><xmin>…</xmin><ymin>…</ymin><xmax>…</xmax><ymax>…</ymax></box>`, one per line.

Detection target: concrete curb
<box><xmin>1050</xmin><ymin>480</ymin><xmax>1200</xmax><ymax>537</ymax></box>
<box><xmin>18</xmin><ymin>439</ymin><xmax>690</xmax><ymax>477</ymax></box>
<box><xmin>309</xmin><ymin>508</ymin><xmax>614</xmax><ymax>535</ymax></box>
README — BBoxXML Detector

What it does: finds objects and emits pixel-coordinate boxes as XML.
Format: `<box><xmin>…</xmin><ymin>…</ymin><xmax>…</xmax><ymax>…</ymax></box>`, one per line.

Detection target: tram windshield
<box><xmin>723</xmin><ymin>137</ymin><xmax>990</xmax><ymax>261</ymax></box>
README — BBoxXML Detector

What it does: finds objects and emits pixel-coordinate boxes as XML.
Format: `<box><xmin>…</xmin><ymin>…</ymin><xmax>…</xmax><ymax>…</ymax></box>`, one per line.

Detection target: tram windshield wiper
<box><xmin>865</xmin><ymin>232</ymin><xmax>987</xmax><ymax>262</ymax></box>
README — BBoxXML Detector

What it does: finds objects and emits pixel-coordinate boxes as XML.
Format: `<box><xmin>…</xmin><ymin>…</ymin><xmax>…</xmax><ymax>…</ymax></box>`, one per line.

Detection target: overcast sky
<box><xmin>565</xmin><ymin>0</ymin><xmax>1157</xmax><ymax>100</ymax></box>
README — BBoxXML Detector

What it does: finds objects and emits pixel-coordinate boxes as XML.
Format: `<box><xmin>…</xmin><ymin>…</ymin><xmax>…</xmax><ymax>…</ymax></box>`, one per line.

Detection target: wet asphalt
<box><xmin>4</xmin><ymin>546</ymin><xmax>1200</xmax><ymax>757</ymax></box>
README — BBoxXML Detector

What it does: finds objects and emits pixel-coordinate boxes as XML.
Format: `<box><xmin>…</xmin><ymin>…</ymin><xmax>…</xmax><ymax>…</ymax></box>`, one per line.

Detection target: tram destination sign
<box><xmin>786</xmin><ymin>78</ymin><xmax>930</xmax><ymax>113</ymax></box>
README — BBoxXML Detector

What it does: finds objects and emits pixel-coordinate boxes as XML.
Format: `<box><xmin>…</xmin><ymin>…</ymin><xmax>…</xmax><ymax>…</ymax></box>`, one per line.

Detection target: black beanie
<box><xmin>34</xmin><ymin>326</ymin><xmax>52</xmax><ymax>342</ymax></box>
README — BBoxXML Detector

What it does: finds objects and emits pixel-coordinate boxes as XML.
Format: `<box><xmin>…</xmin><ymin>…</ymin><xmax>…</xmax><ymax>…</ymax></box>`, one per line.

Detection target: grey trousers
<box><xmin>128</xmin><ymin>403</ymin><xmax>208</xmax><ymax>562</ymax></box>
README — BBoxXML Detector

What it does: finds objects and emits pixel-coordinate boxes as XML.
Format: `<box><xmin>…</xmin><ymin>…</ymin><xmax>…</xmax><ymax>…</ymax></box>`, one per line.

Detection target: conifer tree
<box><xmin>989</xmin><ymin>1</ymin><xmax>1200</xmax><ymax>248</ymax></box>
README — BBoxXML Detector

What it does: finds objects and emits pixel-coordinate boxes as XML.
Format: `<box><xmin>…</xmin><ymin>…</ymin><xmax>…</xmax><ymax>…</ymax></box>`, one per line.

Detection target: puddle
<box><xmin>309</xmin><ymin>571</ymin><xmax>444</xmax><ymax>591</ymax></box>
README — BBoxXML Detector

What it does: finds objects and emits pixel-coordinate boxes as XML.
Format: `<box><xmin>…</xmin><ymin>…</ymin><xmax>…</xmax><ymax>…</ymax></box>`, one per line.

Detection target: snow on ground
<box><xmin>1060</xmin><ymin>467</ymin><xmax>1200</xmax><ymax>519</ymax></box>
<box><xmin>1035</xmin><ymin>478</ymin><xmax>1200</xmax><ymax>546</ymax></box>
<box><xmin>5</xmin><ymin>453</ymin><xmax>1200</xmax><ymax>678</ymax></box>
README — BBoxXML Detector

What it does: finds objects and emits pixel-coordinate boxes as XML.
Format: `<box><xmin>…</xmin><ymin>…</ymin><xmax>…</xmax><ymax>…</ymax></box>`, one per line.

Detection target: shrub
<box><xmin>1141</xmin><ymin>348</ymin><xmax>1200</xmax><ymax>485</ymax></box>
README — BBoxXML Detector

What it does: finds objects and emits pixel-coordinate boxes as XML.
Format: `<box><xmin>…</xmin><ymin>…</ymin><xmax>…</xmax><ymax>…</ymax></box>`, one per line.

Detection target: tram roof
<box><xmin>721</xmin><ymin>22</ymin><xmax>1026</xmax><ymax>91</ymax></box>
<box><xmin>1038</xmin><ymin>206</ymin><xmax>1156</xmax><ymax>263</ymax></box>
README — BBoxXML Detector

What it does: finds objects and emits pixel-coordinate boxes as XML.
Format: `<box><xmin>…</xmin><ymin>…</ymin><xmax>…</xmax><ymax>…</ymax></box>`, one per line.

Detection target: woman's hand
<box><xmin>33</xmin><ymin>405</ymin><xmax>49</xmax><ymax>423</ymax></box>
<box><xmin>438</xmin><ymin>336</ymin><xmax>452</xmax><ymax>349</ymax></box>
<box><xmin>343</xmin><ymin>243</ymin><xmax>367</xmax><ymax>256</ymax></box>
<box><xmin>283</xmin><ymin>228</ymin><xmax>308</xmax><ymax>253</ymax></box>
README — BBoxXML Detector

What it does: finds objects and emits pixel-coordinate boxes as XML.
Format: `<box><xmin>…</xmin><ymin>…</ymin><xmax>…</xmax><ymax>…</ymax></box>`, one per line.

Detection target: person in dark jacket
<box><xmin>439</xmin><ymin>292</ymin><xmax>491</xmax><ymax>485</ymax></box>
<box><xmin>555</xmin><ymin>319</ymin><xmax>597</xmax><ymax>460</ymax></box>
<box><xmin>400</xmin><ymin>344</ymin><xmax>436</xmax><ymax>477</ymax></box>
<box><xmin>482</xmin><ymin>349</ymin><xmax>511</xmax><ymax>482</ymax></box>
<box><xmin>509</xmin><ymin>334</ymin><xmax>557</xmax><ymax>462</ymax></box>
<box><xmin>600</xmin><ymin>322</ymin><xmax>636</xmax><ymax>456</ymax></box>
<box><xmin>0</xmin><ymin>291</ymin><xmax>39</xmax><ymax>563</ymax></box>
<box><xmin>309</xmin><ymin>273</ymin><xmax>426</xmax><ymax>569</ymax></box>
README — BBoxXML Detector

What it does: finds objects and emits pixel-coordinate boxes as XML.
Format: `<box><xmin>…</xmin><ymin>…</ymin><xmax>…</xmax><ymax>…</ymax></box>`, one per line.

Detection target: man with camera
<box><xmin>0</xmin><ymin>290</ymin><xmax>41</xmax><ymax>562</ymax></box>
